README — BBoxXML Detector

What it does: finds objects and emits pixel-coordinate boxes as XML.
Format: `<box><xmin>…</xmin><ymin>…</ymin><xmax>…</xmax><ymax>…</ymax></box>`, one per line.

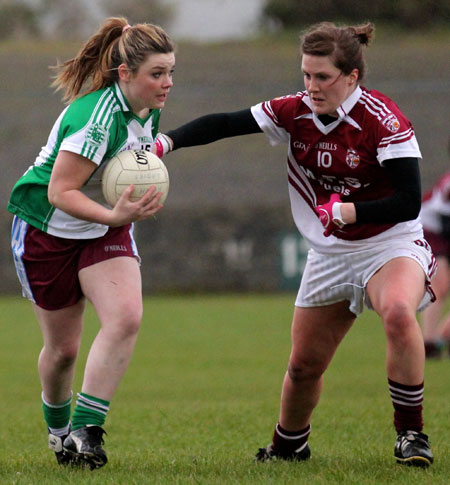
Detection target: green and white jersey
<box><xmin>8</xmin><ymin>82</ymin><xmax>161</xmax><ymax>239</ymax></box>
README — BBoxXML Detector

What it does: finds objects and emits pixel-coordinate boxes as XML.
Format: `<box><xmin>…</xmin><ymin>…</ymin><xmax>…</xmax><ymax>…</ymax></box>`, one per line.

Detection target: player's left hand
<box><xmin>315</xmin><ymin>193</ymin><xmax>345</xmax><ymax>237</ymax></box>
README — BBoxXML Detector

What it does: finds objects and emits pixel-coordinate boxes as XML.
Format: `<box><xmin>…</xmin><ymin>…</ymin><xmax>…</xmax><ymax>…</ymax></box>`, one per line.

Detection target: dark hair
<box><xmin>300</xmin><ymin>22</ymin><xmax>374</xmax><ymax>80</ymax></box>
<box><xmin>52</xmin><ymin>17</ymin><xmax>175</xmax><ymax>103</ymax></box>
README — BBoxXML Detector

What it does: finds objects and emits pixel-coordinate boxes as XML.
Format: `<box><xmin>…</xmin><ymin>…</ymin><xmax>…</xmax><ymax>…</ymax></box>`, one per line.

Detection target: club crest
<box><xmin>382</xmin><ymin>113</ymin><xmax>400</xmax><ymax>133</ymax></box>
<box><xmin>86</xmin><ymin>123</ymin><xmax>107</xmax><ymax>147</ymax></box>
<box><xmin>345</xmin><ymin>148</ymin><xmax>360</xmax><ymax>169</ymax></box>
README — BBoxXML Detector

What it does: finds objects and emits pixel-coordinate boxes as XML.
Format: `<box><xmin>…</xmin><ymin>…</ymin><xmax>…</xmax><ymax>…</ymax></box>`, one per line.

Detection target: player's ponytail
<box><xmin>349</xmin><ymin>24</ymin><xmax>374</xmax><ymax>47</ymax></box>
<box><xmin>51</xmin><ymin>17</ymin><xmax>174</xmax><ymax>103</ymax></box>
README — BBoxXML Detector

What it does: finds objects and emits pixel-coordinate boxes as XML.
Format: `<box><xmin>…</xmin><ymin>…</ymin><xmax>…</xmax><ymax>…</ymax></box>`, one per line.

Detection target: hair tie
<box><xmin>122</xmin><ymin>24</ymin><xmax>132</xmax><ymax>33</ymax></box>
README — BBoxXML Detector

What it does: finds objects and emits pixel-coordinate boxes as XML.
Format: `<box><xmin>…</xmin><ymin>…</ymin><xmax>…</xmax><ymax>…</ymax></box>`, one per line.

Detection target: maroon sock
<box><xmin>388</xmin><ymin>378</ymin><xmax>424</xmax><ymax>432</ymax></box>
<box><xmin>272</xmin><ymin>423</ymin><xmax>311</xmax><ymax>453</ymax></box>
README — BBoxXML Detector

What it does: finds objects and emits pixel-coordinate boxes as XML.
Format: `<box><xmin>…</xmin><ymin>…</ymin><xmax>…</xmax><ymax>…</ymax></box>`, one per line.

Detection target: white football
<box><xmin>102</xmin><ymin>149</ymin><xmax>169</xmax><ymax>207</ymax></box>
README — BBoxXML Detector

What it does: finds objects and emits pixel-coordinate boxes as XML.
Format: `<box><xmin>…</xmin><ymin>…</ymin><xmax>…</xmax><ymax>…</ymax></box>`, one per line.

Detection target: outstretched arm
<box><xmin>166</xmin><ymin>109</ymin><xmax>262</xmax><ymax>150</ymax></box>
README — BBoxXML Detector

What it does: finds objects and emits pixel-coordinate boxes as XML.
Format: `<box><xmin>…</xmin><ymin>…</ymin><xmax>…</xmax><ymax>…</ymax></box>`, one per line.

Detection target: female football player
<box><xmin>420</xmin><ymin>169</ymin><xmax>450</xmax><ymax>358</ymax></box>
<box><xmin>155</xmin><ymin>22</ymin><xmax>435</xmax><ymax>467</ymax></box>
<box><xmin>8</xmin><ymin>17</ymin><xmax>175</xmax><ymax>469</ymax></box>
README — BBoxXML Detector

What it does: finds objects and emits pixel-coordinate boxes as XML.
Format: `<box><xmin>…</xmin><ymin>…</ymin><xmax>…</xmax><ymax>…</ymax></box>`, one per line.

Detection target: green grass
<box><xmin>0</xmin><ymin>294</ymin><xmax>448</xmax><ymax>484</ymax></box>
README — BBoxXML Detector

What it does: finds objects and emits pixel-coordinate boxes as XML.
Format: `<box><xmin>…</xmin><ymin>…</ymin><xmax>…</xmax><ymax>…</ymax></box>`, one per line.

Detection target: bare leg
<box><xmin>34</xmin><ymin>299</ymin><xmax>85</xmax><ymax>403</ymax></box>
<box><xmin>367</xmin><ymin>257</ymin><xmax>426</xmax><ymax>384</ymax></box>
<box><xmin>279</xmin><ymin>301</ymin><xmax>355</xmax><ymax>430</ymax></box>
<box><xmin>78</xmin><ymin>256</ymin><xmax>143</xmax><ymax>401</ymax></box>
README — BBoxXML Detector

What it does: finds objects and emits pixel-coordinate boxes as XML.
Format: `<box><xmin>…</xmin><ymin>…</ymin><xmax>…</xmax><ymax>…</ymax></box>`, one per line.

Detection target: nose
<box><xmin>163</xmin><ymin>74</ymin><xmax>173</xmax><ymax>88</ymax></box>
<box><xmin>308</xmin><ymin>77</ymin><xmax>319</xmax><ymax>92</ymax></box>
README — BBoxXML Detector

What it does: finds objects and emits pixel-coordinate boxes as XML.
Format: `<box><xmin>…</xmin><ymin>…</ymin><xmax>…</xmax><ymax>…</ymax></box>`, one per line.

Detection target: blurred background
<box><xmin>1</xmin><ymin>0</ymin><xmax>449</xmax><ymax>294</ymax></box>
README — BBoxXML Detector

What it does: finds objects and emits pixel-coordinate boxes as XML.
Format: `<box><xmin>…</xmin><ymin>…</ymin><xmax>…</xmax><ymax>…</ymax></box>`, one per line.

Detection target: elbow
<box><xmin>47</xmin><ymin>187</ymin><xmax>61</xmax><ymax>208</ymax></box>
<box><xmin>409</xmin><ymin>192</ymin><xmax>422</xmax><ymax>219</ymax></box>
<box><xmin>401</xmin><ymin>196</ymin><xmax>421</xmax><ymax>221</ymax></box>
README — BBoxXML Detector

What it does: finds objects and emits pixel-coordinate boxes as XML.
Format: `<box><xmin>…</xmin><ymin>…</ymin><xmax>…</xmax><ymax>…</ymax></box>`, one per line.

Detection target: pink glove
<box><xmin>315</xmin><ymin>193</ymin><xmax>345</xmax><ymax>237</ymax></box>
<box><xmin>153</xmin><ymin>134</ymin><xmax>173</xmax><ymax>158</ymax></box>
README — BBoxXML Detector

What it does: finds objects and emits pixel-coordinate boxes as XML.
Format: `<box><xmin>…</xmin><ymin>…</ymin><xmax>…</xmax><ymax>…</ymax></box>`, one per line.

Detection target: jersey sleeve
<box><xmin>58</xmin><ymin>93</ymin><xmax>115</xmax><ymax>166</ymax></box>
<box><xmin>370</xmin><ymin>92</ymin><xmax>422</xmax><ymax>164</ymax></box>
<box><xmin>251</xmin><ymin>95</ymin><xmax>299</xmax><ymax>146</ymax></box>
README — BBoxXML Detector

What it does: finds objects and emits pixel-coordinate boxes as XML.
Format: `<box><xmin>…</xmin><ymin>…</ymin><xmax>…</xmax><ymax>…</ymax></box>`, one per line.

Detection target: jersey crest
<box><xmin>86</xmin><ymin>123</ymin><xmax>108</xmax><ymax>147</ymax></box>
<box><xmin>345</xmin><ymin>148</ymin><xmax>360</xmax><ymax>169</ymax></box>
<box><xmin>381</xmin><ymin>113</ymin><xmax>400</xmax><ymax>133</ymax></box>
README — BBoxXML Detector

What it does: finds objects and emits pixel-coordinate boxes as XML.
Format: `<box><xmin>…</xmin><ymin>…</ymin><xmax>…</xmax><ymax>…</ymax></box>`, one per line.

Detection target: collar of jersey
<box><xmin>113</xmin><ymin>82</ymin><xmax>154</xmax><ymax>125</ymax></box>
<box><xmin>300</xmin><ymin>86</ymin><xmax>363</xmax><ymax>134</ymax></box>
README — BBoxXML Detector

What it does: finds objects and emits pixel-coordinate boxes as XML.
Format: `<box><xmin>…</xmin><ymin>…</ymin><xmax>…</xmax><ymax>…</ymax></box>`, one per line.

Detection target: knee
<box><xmin>287</xmin><ymin>358</ymin><xmax>325</xmax><ymax>383</ymax></box>
<box><xmin>381</xmin><ymin>300</ymin><xmax>416</xmax><ymax>339</ymax></box>
<box><xmin>50</xmin><ymin>343</ymin><xmax>79</xmax><ymax>368</ymax></box>
<box><xmin>110</xmin><ymin>304</ymin><xmax>143</xmax><ymax>339</ymax></box>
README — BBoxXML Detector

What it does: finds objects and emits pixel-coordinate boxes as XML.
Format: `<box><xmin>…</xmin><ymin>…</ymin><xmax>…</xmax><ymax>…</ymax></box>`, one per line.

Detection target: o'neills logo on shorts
<box><xmin>104</xmin><ymin>245</ymin><xmax>127</xmax><ymax>252</ymax></box>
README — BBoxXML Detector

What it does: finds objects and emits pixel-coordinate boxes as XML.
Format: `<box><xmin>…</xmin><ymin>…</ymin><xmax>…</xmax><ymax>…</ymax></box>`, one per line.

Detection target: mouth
<box><xmin>156</xmin><ymin>93</ymin><xmax>168</xmax><ymax>102</ymax></box>
<box><xmin>311</xmin><ymin>95</ymin><xmax>325</xmax><ymax>104</ymax></box>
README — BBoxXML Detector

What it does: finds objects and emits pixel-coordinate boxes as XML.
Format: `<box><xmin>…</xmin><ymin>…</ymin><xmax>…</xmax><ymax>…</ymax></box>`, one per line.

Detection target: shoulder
<box><xmin>357</xmin><ymin>87</ymin><xmax>413</xmax><ymax>136</ymax></box>
<box><xmin>61</xmin><ymin>86</ymin><xmax>124</xmax><ymax>141</ymax></box>
<box><xmin>259</xmin><ymin>91</ymin><xmax>309</xmax><ymax>121</ymax></box>
<box><xmin>65</xmin><ymin>86</ymin><xmax>122</xmax><ymax>126</ymax></box>
<box><xmin>358</xmin><ymin>87</ymin><xmax>410</xmax><ymax>123</ymax></box>
<box><xmin>269</xmin><ymin>91</ymin><xmax>308</xmax><ymax>109</ymax></box>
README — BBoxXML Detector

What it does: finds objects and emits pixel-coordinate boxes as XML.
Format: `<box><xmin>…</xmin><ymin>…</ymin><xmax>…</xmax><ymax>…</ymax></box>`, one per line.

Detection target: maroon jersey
<box><xmin>251</xmin><ymin>86</ymin><xmax>423</xmax><ymax>253</ymax></box>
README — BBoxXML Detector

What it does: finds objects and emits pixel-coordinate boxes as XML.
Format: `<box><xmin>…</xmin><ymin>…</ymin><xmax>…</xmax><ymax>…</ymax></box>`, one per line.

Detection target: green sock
<box><xmin>42</xmin><ymin>392</ymin><xmax>72</xmax><ymax>430</ymax></box>
<box><xmin>71</xmin><ymin>392</ymin><xmax>110</xmax><ymax>430</ymax></box>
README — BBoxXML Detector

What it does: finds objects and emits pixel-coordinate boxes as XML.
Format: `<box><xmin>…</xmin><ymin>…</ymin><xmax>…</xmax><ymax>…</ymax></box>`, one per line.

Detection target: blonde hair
<box><xmin>51</xmin><ymin>17</ymin><xmax>175</xmax><ymax>103</ymax></box>
<box><xmin>301</xmin><ymin>22</ymin><xmax>374</xmax><ymax>81</ymax></box>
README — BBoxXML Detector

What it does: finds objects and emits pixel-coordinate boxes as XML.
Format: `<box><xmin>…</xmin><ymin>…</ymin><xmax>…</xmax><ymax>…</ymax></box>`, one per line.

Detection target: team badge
<box><xmin>345</xmin><ymin>148</ymin><xmax>360</xmax><ymax>169</ymax></box>
<box><xmin>382</xmin><ymin>113</ymin><xmax>400</xmax><ymax>133</ymax></box>
<box><xmin>86</xmin><ymin>123</ymin><xmax>107</xmax><ymax>147</ymax></box>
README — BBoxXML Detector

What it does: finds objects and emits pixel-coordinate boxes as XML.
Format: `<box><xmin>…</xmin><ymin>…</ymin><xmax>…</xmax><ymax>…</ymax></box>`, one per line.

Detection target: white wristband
<box><xmin>157</xmin><ymin>133</ymin><xmax>173</xmax><ymax>154</ymax></box>
<box><xmin>331</xmin><ymin>203</ymin><xmax>345</xmax><ymax>227</ymax></box>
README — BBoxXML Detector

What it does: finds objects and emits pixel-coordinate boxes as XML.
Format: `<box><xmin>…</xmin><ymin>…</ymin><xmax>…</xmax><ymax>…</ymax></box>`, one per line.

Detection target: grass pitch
<box><xmin>0</xmin><ymin>294</ymin><xmax>448</xmax><ymax>484</ymax></box>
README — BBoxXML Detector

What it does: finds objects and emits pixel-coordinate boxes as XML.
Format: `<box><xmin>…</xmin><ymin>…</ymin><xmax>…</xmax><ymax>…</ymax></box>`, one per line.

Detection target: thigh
<box><xmin>12</xmin><ymin>218</ymin><xmax>84</xmax><ymax>310</ymax></box>
<box><xmin>290</xmin><ymin>301</ymin><xmax>356</xmax><ymax>367</ymax></box>
<box><xmin>366</xmin><ymin>257</ymin><xmax>426</xmax><ymax>315</ymax></box>
<box><xmin>78</xmin><ymin>256</ymin><xmax>143</xmax><ymax>325</ymax></box>
<box><xmin>34</xmin><ymin>299</ymin><xmax>85</xmax><ymax>349</ymax></box>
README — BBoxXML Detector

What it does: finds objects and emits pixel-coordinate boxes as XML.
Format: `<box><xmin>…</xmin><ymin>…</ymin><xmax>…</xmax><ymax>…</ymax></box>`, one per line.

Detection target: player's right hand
<box><xmin>109</xmin><ymin>185</ymin><xmax>163</xmax><ymax>226</ymax></box>
<box><xmin>314</xmin><ymin>193</ymin><xmax>345</xmax><ymax>237</ymax></box>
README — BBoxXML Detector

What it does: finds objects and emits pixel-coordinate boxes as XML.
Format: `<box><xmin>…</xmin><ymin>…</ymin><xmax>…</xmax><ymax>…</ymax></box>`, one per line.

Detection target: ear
<box><xmin>349</xmin><ymin>68</ymin><xmax>359</xmax><ymax>85</ymax></box>
<box><xmin>118</xmin><ymin>64</ymin><xmax>131</xmax><ymax>82</ymax></box>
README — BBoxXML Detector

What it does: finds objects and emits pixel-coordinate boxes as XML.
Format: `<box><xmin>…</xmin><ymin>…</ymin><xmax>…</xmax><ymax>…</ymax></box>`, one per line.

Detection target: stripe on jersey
<box><xmin>359</xmin><ymin>91</ymin><xmax>392</xmax><ymax>120</ymax></box>
<box><xmin>80</xmin><ymin>89</ymin><xmax>116</xmax><ymax>160</ymax></box>
<box><xmin>286</xmin><ymin>147</ymin><xmax>317</xmax><ymax>210</ymax></box>
<box><xmin>262</xmin><ymin>101</ymin><xmax>282</xmax><ymax>127</ymax></box>
<box><xmin>378</xmin><ymin>127</ymin><xmax>414</xmax><ymax>147</ymax></box>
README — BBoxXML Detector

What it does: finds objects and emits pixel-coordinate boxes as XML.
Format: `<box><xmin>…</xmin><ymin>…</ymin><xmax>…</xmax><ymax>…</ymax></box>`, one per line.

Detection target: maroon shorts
<box><xmin>12</xmin><ymin>220</ymin><xmax>139</xmax><ymax>310</ymax></box>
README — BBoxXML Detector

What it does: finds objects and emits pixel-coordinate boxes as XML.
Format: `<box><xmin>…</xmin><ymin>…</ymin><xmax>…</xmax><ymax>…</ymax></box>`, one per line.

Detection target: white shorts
<box><xmin>295</xmin><ymin>238</ymin><xmax>436</xmax><ymax>316</ymax></box>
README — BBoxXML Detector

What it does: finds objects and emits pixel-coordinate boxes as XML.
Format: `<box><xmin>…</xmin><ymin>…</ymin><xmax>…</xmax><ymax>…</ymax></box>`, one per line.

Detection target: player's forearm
<box><xmin>354</xmin><ymin>157</ymin><xmax>421</xmax><ymax>223</ymax></box>
<box><xmin>167</xmin><ymin>109</ymin><xmax>261</xmax><ymax>149</ymax></box>
<box><xmin>48</xmin><ymin>188</ymin><xmax>114</xmax><ymax>226</ymax></box>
